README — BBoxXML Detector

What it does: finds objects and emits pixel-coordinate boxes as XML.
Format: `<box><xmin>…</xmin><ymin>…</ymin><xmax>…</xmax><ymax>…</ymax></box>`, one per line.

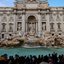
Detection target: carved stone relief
<box><xmin>9</xmin><ymin>16</ymin><xmax>14</xmax><ymax>22</ymax></box>
<box><xmin>42</xmin><ymin>14</ymin><xmax>46</xmax><ymax>21</ymax></box>
<box><xmin>56</xmin><ymin>13</ymin><xmax>61</xmax><ymax>21</ymax></box>
<box><xmin>49</xmin><ymin>14</ymin><xmax>54</xmax><ymax>21</ymax></box>
<box><xmin>17</xmin><ymin>14</ymin><xmax>22</xmax><ymax>21</ymax></box>
<box><xmin>2</xmin><ymin>16</ymin><xmax>7</xmax><ymax>22</ymax></box>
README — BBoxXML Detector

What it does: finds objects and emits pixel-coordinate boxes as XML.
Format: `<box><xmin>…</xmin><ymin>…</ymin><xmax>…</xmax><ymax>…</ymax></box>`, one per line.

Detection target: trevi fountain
<box><xmin>0</xmin><ymin>0</ymin><xmax>64</xmax><ymax>56</ymax></box>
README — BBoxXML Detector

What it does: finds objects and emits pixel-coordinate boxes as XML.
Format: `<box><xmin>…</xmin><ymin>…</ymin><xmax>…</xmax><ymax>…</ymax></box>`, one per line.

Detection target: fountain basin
<box><xmin>0</xmin><ymin>47</ymin><xmax>64</xmax><ymax>57</ymax></box>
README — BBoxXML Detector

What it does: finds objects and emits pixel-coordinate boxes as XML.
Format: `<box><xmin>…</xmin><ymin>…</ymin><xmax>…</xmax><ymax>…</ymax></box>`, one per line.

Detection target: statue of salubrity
<box><xmin>29</xmin><ymin>24</ymin><xmax>35</xmax><ymax>35</ymax></box>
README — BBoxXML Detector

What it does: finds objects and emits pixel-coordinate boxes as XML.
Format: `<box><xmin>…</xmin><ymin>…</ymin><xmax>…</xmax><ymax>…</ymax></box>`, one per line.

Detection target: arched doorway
<box><xmin>27</xmin><ymin>16</ymin><xmax>37</xmax><ymax>35</ymax></box>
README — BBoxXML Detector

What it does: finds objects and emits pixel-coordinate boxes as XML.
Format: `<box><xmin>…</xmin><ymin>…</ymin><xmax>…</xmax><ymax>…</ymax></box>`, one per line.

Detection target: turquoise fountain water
<box><xmin>0</xmin><ymin>47</ymin><xmax>64</xmax><ymax>57</ymax></box>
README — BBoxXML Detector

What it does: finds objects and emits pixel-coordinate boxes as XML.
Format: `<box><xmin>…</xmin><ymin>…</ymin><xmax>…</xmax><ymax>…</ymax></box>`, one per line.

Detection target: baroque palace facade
<box><xmin>0</xmin><ymin>0</ymin><xmax>64</xmax><ymax>39</ymax></box>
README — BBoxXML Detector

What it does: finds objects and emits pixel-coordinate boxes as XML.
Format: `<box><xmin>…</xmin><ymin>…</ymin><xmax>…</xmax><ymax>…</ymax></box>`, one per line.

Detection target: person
<box><xmin>0</xmin><ymin>52</ymin><xmax>64</xmax><ymax>64</ymax></box>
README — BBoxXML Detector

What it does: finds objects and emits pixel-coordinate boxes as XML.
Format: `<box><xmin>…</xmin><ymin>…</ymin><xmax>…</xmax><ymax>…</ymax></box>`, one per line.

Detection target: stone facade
<box><xmin>0</xmin><ymin>0</ymin><xmax>64</xmax><ymax>39</ymax></box>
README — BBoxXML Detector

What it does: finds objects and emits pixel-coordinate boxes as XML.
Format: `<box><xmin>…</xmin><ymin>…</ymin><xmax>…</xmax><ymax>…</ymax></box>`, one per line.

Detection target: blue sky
<box><xmin>0</xmin><ymin>0</ymin><xmax>64</xmax><ymax>7</ymax></box>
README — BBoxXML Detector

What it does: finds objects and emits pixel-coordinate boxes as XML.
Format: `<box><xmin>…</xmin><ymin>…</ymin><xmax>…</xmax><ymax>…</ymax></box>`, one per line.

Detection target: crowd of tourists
<box><xmin>0</xmin><ymin>52</ymin><xmax>64</xmax><ymax>64</ymax></box>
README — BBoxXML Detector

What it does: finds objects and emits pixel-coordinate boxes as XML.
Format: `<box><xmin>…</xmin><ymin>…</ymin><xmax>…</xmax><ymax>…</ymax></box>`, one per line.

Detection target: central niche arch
<box><xmin>27</xmin><ymin>15</ymin><xmax>37</xmax><ymax>35</ymax></box>
<box><xmin>28</xmin><ymin>16</ymin><xmax>36</xmax><ymax>23</ymax></box>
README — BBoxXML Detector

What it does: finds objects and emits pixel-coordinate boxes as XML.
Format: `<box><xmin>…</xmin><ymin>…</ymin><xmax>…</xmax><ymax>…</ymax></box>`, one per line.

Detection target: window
<box><xmin>9</xmin><ymin>23</ymin><xmax>13</xmax><ymax>32</ymax></box>
<box><xmin>2</xmin><ymin>23</ymin><xmax>6</xmax><ymax>32</ymax></box>
<box><xmin>50</xmin><ymin>23</ymin><xmax>54</xmax><ymax>29</ymax></box>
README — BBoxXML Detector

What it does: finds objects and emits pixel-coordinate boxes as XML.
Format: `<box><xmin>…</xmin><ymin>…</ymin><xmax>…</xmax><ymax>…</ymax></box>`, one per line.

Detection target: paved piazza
<box><xmin>0</xmin><ymin>0</ymin><xmax>64</xmax><ymax>39</ymax></box>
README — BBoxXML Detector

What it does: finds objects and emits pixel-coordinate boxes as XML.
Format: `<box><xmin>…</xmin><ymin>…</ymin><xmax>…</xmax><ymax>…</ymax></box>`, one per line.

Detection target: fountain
<box><xmin>0</xmin><ymin>30</ymin><xmax>64</xmax><ymax>48</ymax></box>
<box><xmin>22</xmin><ymin>30</ymin><xmax>43</xmax><ymax>48</ymax></box>
<box><xmin>0</xmin><ymin>33</ymin><xmax>64</xmax><ymax>56</ymax></box>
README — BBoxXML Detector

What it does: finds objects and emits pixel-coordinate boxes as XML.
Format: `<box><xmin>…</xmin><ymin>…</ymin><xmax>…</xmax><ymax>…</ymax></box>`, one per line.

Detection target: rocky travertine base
<box><xmin>0</xmin><ymin>34</ymin><xmax>64</xmax><ymax>47</ymax></box>
<box><xmin>0</xmin><ymin>36</ymin><xmax>24</xmax><ymax>47</ymax></box>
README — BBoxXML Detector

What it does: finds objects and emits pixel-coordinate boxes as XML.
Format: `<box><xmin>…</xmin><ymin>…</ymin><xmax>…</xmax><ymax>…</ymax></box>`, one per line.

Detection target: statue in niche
<box><xmin>17</xmin><ymin>22</ymin><xmax>22</xmax><ymax>31</ymax></box>
<box><xmin>29</xmin><ymin>24</ymin><xmax>35</xmax><ymax>35</ymax></box>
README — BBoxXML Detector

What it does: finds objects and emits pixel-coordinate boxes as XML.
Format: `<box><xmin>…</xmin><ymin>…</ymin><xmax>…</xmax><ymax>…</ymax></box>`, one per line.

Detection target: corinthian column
<box><xmin>38</xmin><ymin>13</ymin><xmax>42</xmax><ymax>37</ymax></box>
<box><xmin>22</xmin><ymin>12</ymin><xmax>25</xmax><ymax>34</ymax></box>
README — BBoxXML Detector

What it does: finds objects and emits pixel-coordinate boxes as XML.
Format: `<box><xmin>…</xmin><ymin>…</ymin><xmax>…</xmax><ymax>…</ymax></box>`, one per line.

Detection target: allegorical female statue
<box><xmin>29</xmin><ymin>23</ymin><xmax>35</xmax><ymax>35</ymax></box>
